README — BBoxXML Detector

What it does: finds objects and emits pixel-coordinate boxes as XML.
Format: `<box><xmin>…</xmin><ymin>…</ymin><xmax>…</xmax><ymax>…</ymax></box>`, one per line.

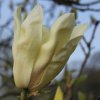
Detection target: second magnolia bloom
<box><xmin>13</xmin><ymin>5</ymin><xmax>87</xmax><ymax>93</ymax></box>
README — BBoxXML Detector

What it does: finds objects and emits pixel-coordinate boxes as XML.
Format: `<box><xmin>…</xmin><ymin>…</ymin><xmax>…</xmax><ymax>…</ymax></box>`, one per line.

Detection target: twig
<box><xmin>53</xmin><ymin>0</ymin><xmax>100</xmax><ymax>7</ymax></box>
<box><xmin>79</xmin><ymin>42</ymin><xmax>87</xmax><ymax>55</ymax></box>
<box><xmin>72</xmin><ymin>6</ymin><xmax>100</xmax><ymax>12</ymax></box>
<box><xmin>53</xmin><ymin>0</ymin><xmax>100</xmax><ymax>12</ymax></box>
<box><xmin>67</xmin><ymin>21</ymin><xmax>100</xmax><ymax>100</ymax></box>
<box><xmin>0</xmin><ymin>17</ymin><xmax>13</xmax><ymax>28</ymax></box>
<box><xmin>78</xmin><ymin>21</ymin><xmax>100</xmax><ymax>77</ymax></box>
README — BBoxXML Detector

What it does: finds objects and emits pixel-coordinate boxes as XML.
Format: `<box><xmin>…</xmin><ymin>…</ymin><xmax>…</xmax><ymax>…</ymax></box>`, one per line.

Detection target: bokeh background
<box><xmin>0</xmin><ymin>0</ymin><xmax>100</xmax><ymax>100</ymax></box>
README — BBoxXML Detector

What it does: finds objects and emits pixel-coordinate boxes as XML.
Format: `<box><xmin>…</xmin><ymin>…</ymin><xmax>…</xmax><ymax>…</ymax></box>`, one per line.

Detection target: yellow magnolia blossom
<box><xmin>13</xmin><ymin>5</ymin><xmax>87</xmax><ymax>93</ymax></box>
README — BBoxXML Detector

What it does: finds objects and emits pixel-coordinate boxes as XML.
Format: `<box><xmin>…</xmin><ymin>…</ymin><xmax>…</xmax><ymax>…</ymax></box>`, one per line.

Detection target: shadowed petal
<box><xmin>31</xmin><ymin>23</ymin><xmax>87</xmax><ymax>91</ymax></box>
<box><xmin>29</xmin><ymin>13</ymin><xmax>75</xmax><ymax>91</ymax></box>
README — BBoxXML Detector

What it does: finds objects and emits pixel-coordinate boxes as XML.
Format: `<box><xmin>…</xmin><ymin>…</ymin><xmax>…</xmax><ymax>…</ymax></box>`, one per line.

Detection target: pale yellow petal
<box><xmin>51</xmin><ymin>13</ymin><xmax>75</xmax><ymax>54</ymax></box>
<box><xmin>70</xmin><ymin>24</ymin><xmax>88</xmax><ymax>40</ymax></box>
<box><xmin>28</xmin><ymin>26</ymin><xmax>50</xmax><ymax>88</ymax></box>
<box><xmin>13</xmin><ymin>5</ymin><xmax>43</xmax><ymax>88</ymax></box>
<box><xmin>42</xmin><ymin>26</ymin><xmax>50</xmax><ymax>44</ymax></box>
<box><xmin>13</xmin><ymin>7</ymin><xmax>21</xmax><ymax>43</ymax></box>
<box><xmin>29</xmin><ymin>13</ymin><xmax>75</xmax><ymax>91</ymax></box>
<box><xmin>36</xmin><ymin>36</ymin><xmax>81</xmax><ymax>90</ymax></box>
<box><xmin>28</xmin><ymin>28</ymin><xmax>55</xmax><ymax>89</ymax></box>
<box><xmin>22</xmin><ymin>5</ymin><xmax>43</xmax><ymax>28</ymax></box>
<box><xmin>31</xmin><ymin>23</ymin><xmax>87</xmax><ymax>91</ymax></box>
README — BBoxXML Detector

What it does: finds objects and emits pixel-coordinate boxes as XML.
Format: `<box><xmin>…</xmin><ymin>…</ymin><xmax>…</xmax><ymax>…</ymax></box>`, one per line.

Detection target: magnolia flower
<box><xmin>13</xmin><ymin>5</ymin><xmax>87</xmax><ymax>93</ymax></box>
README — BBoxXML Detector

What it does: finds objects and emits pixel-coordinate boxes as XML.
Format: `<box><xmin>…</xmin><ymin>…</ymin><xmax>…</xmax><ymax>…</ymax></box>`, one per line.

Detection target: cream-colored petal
<box><xmin>28</xmin><ymin>28</ymin><xmax>55</xmax><ymax>89</ymax></box>
<box><xmin>33</xmin><ymin>37</ymin><xmax>81</xmax><ymax>91</ymax></box>
<box><xmin>42</xmin><ymin>26</ymin><xmax>50</xmax><ymax>44</ymax></box>
<box><xmin>30</xmin><ymin>23</ymin><xmax>87</xmax><ymax>91</ymax></box>
<box><xmin>29</xmin><ymin>13</ymin><xmax>75</xmax><ymax>91</ymax></box>
<box><xmin>13</xmin><ymin>7</ymin><xmax>21</xmax><ymax>43</ymax></box>
<box><xmin>70</xmin><ymin>24</ymin><xmax>88</xmax><ymax>40</ymax></box>
<box><xmin>51</xmin><ymin>13</ymin><xmax>75</xmax><ymax>54</ymax></box>
<box><xmin>28</xmin><ymin>26</ymin><xmax>50</xmax><ymax>88</ymax></box>
<box><xmin>13</xmin><ymin>5</ymin><xmax>43</xmax><ymax>88</ymax></box>
<box><xmin>22</xmin><ymin>5</ymin><xmax>43</xmax><ymax>28</ymax></box>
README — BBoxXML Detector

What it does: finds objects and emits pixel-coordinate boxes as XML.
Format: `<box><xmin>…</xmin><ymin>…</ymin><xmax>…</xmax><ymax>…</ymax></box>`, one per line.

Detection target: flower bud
<box><xmin>13</xmin><ymin>5</ymin><xmax>87</xmax><ymax>94</ymax></box>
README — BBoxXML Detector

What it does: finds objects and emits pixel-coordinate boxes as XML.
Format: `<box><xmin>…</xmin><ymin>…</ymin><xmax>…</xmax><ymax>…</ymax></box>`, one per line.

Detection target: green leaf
<box><xmin>73</xmin><ymin>74</ymin><xmax>87</xmax><ymax>85</ymax></box>
<box><xmin>78</xmin><ymin>92</ymin><xmax>86</xmax><ymax>100</ymax></box>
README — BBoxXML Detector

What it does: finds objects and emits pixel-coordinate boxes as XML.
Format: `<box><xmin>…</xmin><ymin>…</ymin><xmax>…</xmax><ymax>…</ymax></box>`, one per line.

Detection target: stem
<box><xmin>20</xmin><ymin>89</ymin><xmax>28</xmax><ymax>100</ymax></box>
